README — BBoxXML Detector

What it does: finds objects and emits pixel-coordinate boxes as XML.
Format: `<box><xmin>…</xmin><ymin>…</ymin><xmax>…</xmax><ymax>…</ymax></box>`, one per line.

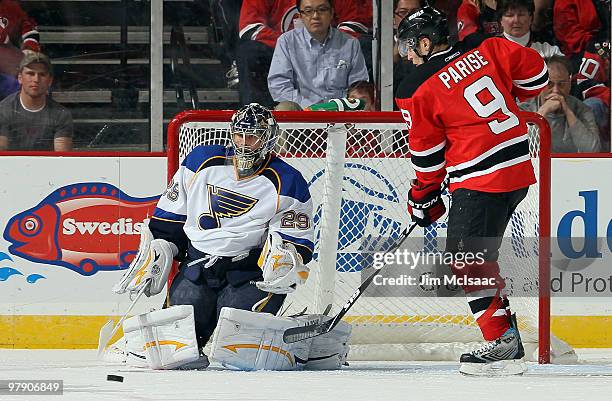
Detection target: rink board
<box><xmin>0</xmin><ymin>155</ymin><xmax>611</xmax><ymax>348</ymax></box>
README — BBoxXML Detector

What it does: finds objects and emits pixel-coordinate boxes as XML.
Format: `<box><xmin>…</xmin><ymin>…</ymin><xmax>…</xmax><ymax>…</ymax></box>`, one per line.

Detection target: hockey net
<box><xmin>167</xmin><ymin>110</ymin><xmax>573</xmax><ymax>363</ymax></box>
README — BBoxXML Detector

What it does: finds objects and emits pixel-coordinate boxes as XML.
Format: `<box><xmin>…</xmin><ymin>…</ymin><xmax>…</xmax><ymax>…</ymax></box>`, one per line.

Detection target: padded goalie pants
<box><xmin>168</xmin><ymin>265</ymin><xmax>285</xmax><ymax>348</ymax></box>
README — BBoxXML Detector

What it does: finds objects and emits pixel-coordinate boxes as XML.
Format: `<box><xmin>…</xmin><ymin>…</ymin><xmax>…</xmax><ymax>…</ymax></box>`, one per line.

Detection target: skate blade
<box><xmin>460</xmin><ymin>359</ymin><xmax>527</xmax><ymax>376</ymax></box>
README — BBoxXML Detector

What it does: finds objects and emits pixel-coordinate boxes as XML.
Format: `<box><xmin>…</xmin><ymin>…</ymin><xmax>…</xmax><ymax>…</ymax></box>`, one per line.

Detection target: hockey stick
<box><xmin>283</xmin><ymin>222</ymin><xmax>419</xmax><ymax>343</ymax></box>
<box><xmin>97</xmin><ymin>279</ymin><xmax>151</xmax><ymax>359</ymax></box>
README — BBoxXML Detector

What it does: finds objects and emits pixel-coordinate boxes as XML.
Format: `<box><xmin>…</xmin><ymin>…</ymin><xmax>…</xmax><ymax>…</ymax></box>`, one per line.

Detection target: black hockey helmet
<box><xmin>397</xmin><ymin>6</ymin><xmax>449</xmax><ymax>59</ymax></box>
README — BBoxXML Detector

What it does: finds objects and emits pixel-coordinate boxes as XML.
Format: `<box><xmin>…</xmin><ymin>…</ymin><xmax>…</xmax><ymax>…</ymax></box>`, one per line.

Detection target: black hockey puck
<box><xmin>107</xmin><ymin>374</ymin><xmax>124</xmax><ymax>382</ymax></box>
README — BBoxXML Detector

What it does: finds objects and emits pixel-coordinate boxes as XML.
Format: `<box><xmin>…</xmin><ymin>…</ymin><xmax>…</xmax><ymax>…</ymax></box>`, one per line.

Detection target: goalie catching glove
<box><xmin>113</xmin><ymin>222</ymin><xmax>178</xmax><ymax>297</ymax></box>
<box><xmin>256</xmin><ymin>231</ymin><xmax>309</xmax><ymax>294</ymax></box>
<box><xmin>407</xmin><ymin>180</ymin><xmax>446</xmax><ymax>227</ymax></box>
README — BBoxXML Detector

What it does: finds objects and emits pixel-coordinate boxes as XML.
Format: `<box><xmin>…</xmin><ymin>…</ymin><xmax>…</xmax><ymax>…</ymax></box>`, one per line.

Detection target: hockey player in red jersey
<box><xmin>395</xmin><ymin>6</ymin><xmax>548</xmax><ymax>375</ymax></box>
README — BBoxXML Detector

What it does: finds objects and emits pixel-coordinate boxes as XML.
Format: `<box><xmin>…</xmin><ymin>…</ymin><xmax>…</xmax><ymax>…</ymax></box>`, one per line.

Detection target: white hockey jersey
<box><xmin>151</xmin><ymin>145</ymin><xmax>314</xmax><ymax>263</ymax></box>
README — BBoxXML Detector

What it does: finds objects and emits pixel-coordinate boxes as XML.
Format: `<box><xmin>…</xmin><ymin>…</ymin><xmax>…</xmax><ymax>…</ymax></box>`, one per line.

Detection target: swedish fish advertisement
<box><xmin>0</xmin><ymin>155</ymin><xmax>610</xmax><ymax>348</ymax></box>
<box><xmin>0</xmin><ymin>156</ymin><xmax>167</xmax><ymax>348</ymax></box>
<box><xmin>4</xmin><ymin>183</ymin><xmax>157</xmax><ymax>276</ymax></box>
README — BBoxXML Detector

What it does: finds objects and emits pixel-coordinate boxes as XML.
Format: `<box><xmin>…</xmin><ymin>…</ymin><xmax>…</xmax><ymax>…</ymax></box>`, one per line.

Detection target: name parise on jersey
<box><xmin>396</xmin><ymin>34</ymin><xmax>549</xmax><ymax>193</ymax></box>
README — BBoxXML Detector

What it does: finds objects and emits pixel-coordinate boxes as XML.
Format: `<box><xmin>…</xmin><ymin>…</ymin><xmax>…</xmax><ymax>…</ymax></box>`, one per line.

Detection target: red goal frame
<box><xmin>166</xmin><ymin>110</ymin><xmax>552</xmax><ymax>363</ymax></box>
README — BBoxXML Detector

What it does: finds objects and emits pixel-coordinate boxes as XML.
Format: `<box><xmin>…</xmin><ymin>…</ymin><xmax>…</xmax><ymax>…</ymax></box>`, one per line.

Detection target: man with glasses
<box><xmin>237</xmin><ymin>0</ymin><xmax>371</xmax><ymax>107</ymax></box>
<box><xmin>267</xmin><ymin>0</ymin><xmax>368</xmax><ymax>109</ymax></box>
<box><xmin>520</xmin><ymin>55</ymin><xmax>602</xmax><ymax>152</ymax></box>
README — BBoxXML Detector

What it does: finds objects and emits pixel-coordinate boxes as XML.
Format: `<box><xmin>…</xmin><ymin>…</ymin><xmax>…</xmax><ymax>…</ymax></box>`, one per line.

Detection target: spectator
<box><xmin>267</xmin><ymin>0</ymin><xmax>369</xmax><ymax>109</ymax></box>
<box><xmin>497</xmin><ymin>0</ymin><xmax>563</xmax><ymax>58</ymax></box>
<box><xmin>0</xmin><ymin>0</ymin><xmax>40</xmax><ymax>99</ymax></box>
<box><xmin>0</xmin><ymin>53</ymin><xmax>73</xmax><ymax>151</ymax></box>
<box><xmin>555</xmin><ymin>1</ymin><xmax>609</xmax><ymax>90</ymax></box>
<box><xmin>519</xmin><ymin>56</ymin><xmax>601</xmax><ymax>153</ymax></box>
<box><xmin>575</xmin><ymin>77</ymin><xmax>611</xmax><ymax>151</ymax></box>
<box><xmin>347</xmin><ymin>80</ymin><xmax>376</xmax><ymax>111</ymax></box>
<box><xmin>209</xmin><ymin>0</ymin><xmax>243</xmax><ymax>88</ymax></box>
<box><xmin>237</xmin><ymin>0</ymin><xmax>371</xmax><ymax>107</ymax></box>
<box><xmin>553</xmin><ymin>0</ymin><xmax>607</xmax><ymax>58</ymax></box>
<box><xmin>456</xmin><ymin>0</ymin><xmax>502</xmax><ymax>40</ymax></box>
<box><xmin>553</xmin><ymin>0</ymin><xmax>610</xmax><ymax>151</ymax></box>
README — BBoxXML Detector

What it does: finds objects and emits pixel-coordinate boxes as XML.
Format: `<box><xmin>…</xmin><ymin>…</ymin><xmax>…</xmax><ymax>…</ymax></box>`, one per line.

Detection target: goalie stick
<box><xmin>97</xmin><ymin>279</ymin><xmax>151</xmax><ymax>359</ymax></box>
<box><xmin>283</xmin><ymin>222</ymin><xmax>418</xmax><ymax>343</ymax></box>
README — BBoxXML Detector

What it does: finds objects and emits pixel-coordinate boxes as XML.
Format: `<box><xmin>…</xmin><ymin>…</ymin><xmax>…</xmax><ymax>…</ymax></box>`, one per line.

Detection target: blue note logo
<box><xmin>198</xmin><ymin>184</ymin><xmax>259</xmax><ymax>229</ymax></box>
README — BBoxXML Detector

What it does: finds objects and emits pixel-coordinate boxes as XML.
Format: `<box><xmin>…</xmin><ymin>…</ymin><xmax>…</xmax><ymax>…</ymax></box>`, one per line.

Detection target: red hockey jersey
<box><xmin>239</xmin><ymin>0</ymin><xmax>371</xmax><ymax>48</ymax></box>
<box><xmin>395</xmin><ymin>35</ymin><xmax>548</xmax><ymax>193</ymax></box>
<box><xmin>553</xmin><ymin>0</ymin><xmax>602</xmax><ymax>57</ymax></box>
<box><xmin>0</xmin><ymin>0</ymin><xmax>39</xmax><ymax>51</ymax></box>
<box><xmin>456</xmin><ymin>1</ymin><xmax>501</xmax><ymax>41</ymax></box>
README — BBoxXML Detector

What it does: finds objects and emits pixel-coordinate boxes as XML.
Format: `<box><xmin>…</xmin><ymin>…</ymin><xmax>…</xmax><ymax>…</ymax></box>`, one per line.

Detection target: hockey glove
<box><xmin>113</xmin><ymin>222</ymin><xmax>178</xmax><ymax>297</ymax></box>
<box><xmin>256</xmin><ymin>232</ymin><xmax>309</xmax><ymax>294</ymax></box>
<box><xmin>407</xmin><ymin>181</ymin><xmax>446</xmax><ymax>227</ymax></box>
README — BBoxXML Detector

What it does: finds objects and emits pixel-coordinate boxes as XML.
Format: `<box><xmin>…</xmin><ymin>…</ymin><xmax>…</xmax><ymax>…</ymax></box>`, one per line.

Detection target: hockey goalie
<box><xmin>104</xmin><ymin>103</ymin><xmax>351</xmax><ymax>370</ymax></box>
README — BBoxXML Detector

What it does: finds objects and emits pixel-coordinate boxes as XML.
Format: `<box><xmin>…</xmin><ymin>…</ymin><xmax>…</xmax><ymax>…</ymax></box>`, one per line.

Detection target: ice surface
<box><xmin>1</xmin><ymin>349</ymin><xmax>611</xmax><ymax>401</ymax></box>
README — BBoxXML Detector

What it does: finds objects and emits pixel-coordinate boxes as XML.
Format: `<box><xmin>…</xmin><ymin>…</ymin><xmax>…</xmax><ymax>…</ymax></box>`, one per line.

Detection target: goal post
<box><xmin>166</xmin><ymin>110</ymin><xmax>566</xmax><ymax>364</ymax></box>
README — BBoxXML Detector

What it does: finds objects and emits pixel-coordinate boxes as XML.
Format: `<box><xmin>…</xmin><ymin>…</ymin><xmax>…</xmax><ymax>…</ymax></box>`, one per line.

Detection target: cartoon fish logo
<box><xmin>3</xmin><ymin>183</ymin><xmax>159</xmax><ymax>275</ymax></box>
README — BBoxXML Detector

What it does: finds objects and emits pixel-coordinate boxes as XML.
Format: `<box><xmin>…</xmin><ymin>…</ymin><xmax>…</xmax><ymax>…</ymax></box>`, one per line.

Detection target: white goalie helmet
<box><xmin>230</xmin><ymin>103</ymin><xmax>280</xmax><ymax>178</ymax></box>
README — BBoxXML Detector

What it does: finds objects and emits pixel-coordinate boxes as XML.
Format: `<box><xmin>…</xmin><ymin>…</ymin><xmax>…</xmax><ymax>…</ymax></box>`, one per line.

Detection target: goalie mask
<box><xmin>397</xmin><ymin>6</ymin><xmax>449</xmax><ymax>61</ymax></box>
<box><xmin>230</xmin><ymin>103</ymin><xmax>279</xmax><ymax>178</ymax></box>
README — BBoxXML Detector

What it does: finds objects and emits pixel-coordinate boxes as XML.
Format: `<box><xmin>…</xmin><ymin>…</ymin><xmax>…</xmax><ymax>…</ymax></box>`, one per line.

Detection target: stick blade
<box><xmin>97</xmin><ymin>319</ymin><xmax>115</xmax><ymax>359</ymax></box>
<box><xmin>283</xmin><ymin>319</ymin><xmax>332</xmax><ymax>343</ymax></box>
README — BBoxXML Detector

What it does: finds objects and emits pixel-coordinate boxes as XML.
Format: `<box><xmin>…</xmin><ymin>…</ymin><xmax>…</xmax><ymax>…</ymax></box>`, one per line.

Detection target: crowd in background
<box><xmin>0</xmin><ymin>0</ymin><xmax>609</xmax><ymax>152</ymax></box>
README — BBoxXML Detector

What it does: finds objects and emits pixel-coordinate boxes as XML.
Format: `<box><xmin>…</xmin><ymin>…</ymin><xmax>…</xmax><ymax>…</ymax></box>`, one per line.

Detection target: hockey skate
<box><xmin>459</xmin><ymin>314</ymin><xmax>526</xmax><ymax>376</ymax></box>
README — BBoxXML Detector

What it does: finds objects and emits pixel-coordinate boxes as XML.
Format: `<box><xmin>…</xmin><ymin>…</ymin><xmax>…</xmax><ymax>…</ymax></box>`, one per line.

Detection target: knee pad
<box><xmin>209</xmin><ymin>307</ymin><xmax>311</xmax><ymax>371</ymax></box>
<box><xmin>123</xmin><ymin>305</ymin><xmax>200</xmax><ymax>369</ymax></box>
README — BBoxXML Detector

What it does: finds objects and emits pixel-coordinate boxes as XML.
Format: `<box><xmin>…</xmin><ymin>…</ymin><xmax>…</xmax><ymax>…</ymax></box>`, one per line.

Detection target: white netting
<box><xmin>171</xmin><ymin>112</ymin><xmax>572</xmax><ymax>362</ymax></box>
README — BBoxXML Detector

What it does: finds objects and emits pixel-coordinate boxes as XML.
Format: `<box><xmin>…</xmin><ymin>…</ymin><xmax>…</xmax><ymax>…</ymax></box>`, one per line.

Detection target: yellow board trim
<box><xmin>0</xmin><ymin>315</ymin><xmax>124</xmax><ymax>349</ymax></box>
<box><xmin>1</xmin><ymin>315</ymin><xmax>611</xmax><ymax>348</ymax></box>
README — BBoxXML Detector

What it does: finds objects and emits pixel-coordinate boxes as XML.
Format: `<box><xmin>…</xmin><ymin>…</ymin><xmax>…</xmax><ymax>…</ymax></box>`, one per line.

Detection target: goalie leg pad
<box><xmin>168</xmin><ymin>269</ymin><xmax>219</xmax><ymax>347</ymax></box>
<box><xmin>123</xmin><ymin>305</ymin><xmax>200</xmax><ymax>370</ymax></box>
<box><xmin>123</xmin><ymin>330</ymin><xmax>148</xmax><ymax>367</ymax></box>
<box><xmin>293</xmin><ymin>315</ymin><xmax>352</xmax><ymax>370</ymax></box>
<box><xmin>209</xmin><ymin>307</ymin><xmax>312</xmax><ymax>371</ymax></box>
